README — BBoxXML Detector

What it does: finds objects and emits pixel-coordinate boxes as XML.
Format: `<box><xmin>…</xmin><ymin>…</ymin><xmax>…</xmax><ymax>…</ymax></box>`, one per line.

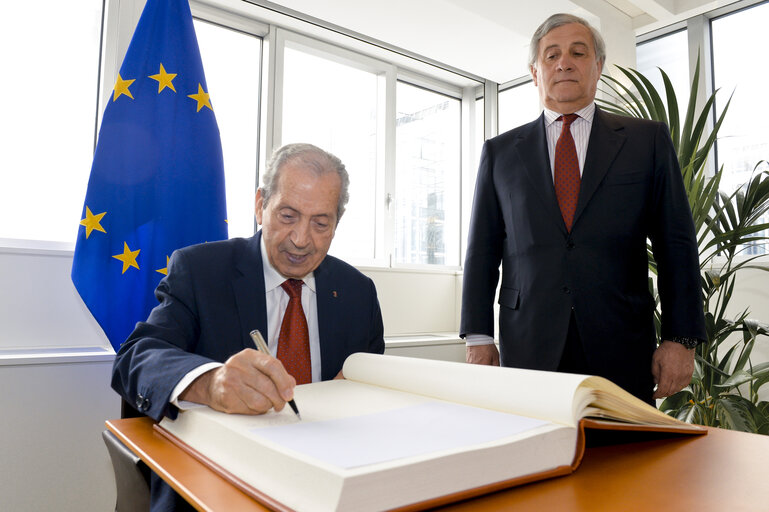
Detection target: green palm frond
<box><xmin>598</xmin><ymin>55</ymin><xmax>769</xmax><ymax>433</ymax></box>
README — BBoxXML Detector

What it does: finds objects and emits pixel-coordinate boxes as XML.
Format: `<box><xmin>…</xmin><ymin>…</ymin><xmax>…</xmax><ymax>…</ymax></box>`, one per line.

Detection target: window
<box><xmin>194</xmin><ymin>20</ymin><xmax>262</xmax><ymax>240</ymax></box>
<box><xmin>712</xmin><ymin>2</ymin><xmax>769</xmax><ymax>255</ymax></box>
<box><xmin>278</xmin><ymin>33</ymin><xmax>468</xmax><ymax>267</ymax></box>
<box><xmin>498</xmin><ymin>80</ymin><xmax>540</xmax><ymax>134</ymax></box>
<box><xmin>636</xmin><ymin>30</ymin><xmax>690</xmax><ymax>120</ymax></box>
<box><xmin>3</xmin><ymin>4</ymin><xmax>473</xmax><ymax>270</ymax></box>
<box><xmin>0</xmin><ymin>1</ymin><xmax>103</xmax><ymax>243</ymax></box>
<box><xmin>280</xmin><ymin>41</ymin><xmax>382</xmax><ymax>263</ymax></box>
<box><xmin>395</xmin><ymin>82</ymin><xmax>461</xmax><ymax>266</ymax></box>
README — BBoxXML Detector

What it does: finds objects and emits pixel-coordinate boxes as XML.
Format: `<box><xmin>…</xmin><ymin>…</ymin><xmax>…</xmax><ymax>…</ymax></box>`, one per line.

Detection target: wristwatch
<box><xmin>670</xmin><ymin>336</ymin><xmax>701</xmax><ymax>349</ymax></box>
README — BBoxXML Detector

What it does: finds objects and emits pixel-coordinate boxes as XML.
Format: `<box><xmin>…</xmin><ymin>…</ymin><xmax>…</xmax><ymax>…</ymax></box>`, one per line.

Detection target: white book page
<box><xmin>250</xmin><ymin>401</ymin><xmax>549</xmax><ymax>469</ymax></box>
<box><xmin>343</xmin><ymin>353</ymin><xmax>590</xmax><ymax>427</ymax></box>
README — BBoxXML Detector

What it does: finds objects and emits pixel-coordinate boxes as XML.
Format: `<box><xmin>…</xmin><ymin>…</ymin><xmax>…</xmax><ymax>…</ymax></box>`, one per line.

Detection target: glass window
<box><xmin>712</xmin><ymin>2</ymin><xmax>769</xmax><ymax>255</ymax></box>
<box><xmin>395</xmin><ymin>81</ymin><xmax>461</xmax><ymax>266</ymax></box>
<box><xmin>636</xmin><ymin>30</ymin><xmax>690</xmax><ymax>120</ymax></box>
<box><xmin>0</xmin><ymin>1</ymin><xmax>102</xmax><ymax>243</ymax></box>
<box><xmin>194</xmin><ymin>20</ymin><xmax>262</xmax><ymax>240</ymax></box>
<box><xmin>281</xmin><ymin>45</ymin><xmax>379</xmax><ymax>262</ymax></box>
<box><xmin>498</xmin><ymin>80</ymin><xmax>540</xmax><ymax>134</ymax></box>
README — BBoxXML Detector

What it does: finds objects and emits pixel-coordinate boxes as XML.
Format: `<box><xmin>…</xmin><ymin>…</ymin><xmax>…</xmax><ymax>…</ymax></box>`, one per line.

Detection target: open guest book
<box><xmin>157</xmin><ymin>353</ymin><xmax>705</xmax><ymax>512</ymax></box>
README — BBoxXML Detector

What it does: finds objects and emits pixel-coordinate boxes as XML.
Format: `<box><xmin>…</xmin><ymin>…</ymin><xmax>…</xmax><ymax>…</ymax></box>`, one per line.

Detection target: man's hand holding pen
<box><xmin>179</xmin><ymin>348</ymin><xmax>296</xmax><ymax>415</ymax></box>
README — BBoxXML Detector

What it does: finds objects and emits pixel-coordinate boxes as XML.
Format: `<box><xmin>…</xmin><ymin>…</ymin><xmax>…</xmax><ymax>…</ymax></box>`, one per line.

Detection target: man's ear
<box><xmin>254</xmin><ymin>189</ymin><xmax>264</xmax><ymax>225</ymax></box>
<box><xmin>530</xmin><ymin>65</ymin><xmax>539</xmax><ymax>86</ymax></box>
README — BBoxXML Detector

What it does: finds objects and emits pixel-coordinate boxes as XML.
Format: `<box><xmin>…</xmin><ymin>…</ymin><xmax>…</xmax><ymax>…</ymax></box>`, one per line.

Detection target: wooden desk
<box><xmin>107</xmin><ymin>417</ymin><xmax>769</xmax><ymax>511</ymax></box>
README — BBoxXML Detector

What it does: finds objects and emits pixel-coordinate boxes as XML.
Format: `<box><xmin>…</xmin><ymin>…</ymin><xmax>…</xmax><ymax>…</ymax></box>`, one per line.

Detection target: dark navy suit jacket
<box><xmin>460</xmin><ymin>108</ymin><xmax>705</xmax><ymax>400</ymax></box>
<box><xmin>111</xmin><ymin>232</ymin><xmax>384</xmax><ymax>511</ymax></box>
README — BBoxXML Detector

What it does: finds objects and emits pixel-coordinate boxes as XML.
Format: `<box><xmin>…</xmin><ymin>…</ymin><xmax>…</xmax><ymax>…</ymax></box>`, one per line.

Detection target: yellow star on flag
<box><xmin>149</xmin><ymin>63</ymin><xmax>177</xmax><ymax>93</ymax></box>
<box><xmin>187</xmin><ymin>83</ymin><xmax>212</xmax><ymax>112</ymax></box>
<box><xmin>113</xmin><ymin>74</ymin><xmax>135</xmax><ymax>101</ymax></box>
<box><xmin>156</xmin><ymin>255</ymin><xmax>170</xmax><ymax>275</ymax></box>
<box><xmin>112</xmin><ymin>242</ymin><xmax>141</xmax><ymax>274</ymax></box>
<box><xmin>79</xmin><ymin>206</ymin><xmax>107</xmax><ymax>239</ymax></box>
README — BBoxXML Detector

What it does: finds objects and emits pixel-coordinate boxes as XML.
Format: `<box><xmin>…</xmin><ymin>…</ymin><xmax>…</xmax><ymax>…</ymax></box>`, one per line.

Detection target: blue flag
<box><xmin>72</xmin><ymin>0</ymin><xmax>227</xmax><ymax>351</ymax></box>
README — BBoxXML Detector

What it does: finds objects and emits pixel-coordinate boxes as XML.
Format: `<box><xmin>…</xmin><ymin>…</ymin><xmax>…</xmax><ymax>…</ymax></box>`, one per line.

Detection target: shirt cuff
<box><xmin>464</xmin><ymin>334</ymin><xmax>495</xmax><ymax>346</ymax></box>
<box><xmin>169</xmin><ymin>362</ymin><xmax>222</xmax><ymax>408</ymax></box>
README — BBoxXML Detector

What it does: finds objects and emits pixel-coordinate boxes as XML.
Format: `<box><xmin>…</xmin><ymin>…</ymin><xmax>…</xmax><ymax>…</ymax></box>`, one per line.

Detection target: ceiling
<box><xmin>263</xmin><ymin>0</ymin><xmax>735</xmax><ymax>83</ymax></box>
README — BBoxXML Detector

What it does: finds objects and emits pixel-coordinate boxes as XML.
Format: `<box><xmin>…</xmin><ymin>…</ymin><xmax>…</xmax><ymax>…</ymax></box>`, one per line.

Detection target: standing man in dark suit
<box><xmin>460</xmin><ymin>13</ymin><xmax>705</xmax><ymax>403</ymax></box>
<box><xmin>112</xmin><ymin>143</ymin><xmax>384</xmax><ymax>511</ymax></box>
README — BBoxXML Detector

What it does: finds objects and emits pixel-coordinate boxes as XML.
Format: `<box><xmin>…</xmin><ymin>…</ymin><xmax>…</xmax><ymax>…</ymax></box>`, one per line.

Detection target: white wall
<box><xmin>0</xmin><ymin>355</ymin><xmax>119</xmax><ymax>512</ymax></box>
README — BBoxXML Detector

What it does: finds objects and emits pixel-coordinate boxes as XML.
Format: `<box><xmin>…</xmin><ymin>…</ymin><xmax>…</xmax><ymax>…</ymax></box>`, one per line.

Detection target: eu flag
<box><xmin>72</xmin><ymin>0</ymin><xmax>227</xmax><ymax>351</ymax></box>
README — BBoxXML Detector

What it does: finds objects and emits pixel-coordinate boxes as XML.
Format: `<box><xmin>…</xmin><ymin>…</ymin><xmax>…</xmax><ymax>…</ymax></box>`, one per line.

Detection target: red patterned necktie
<box><xmin>554</xmin><ymin>113</ymin><xmax>580</xmax><ymax>231</ymax></box>
<box><xmin>276</xmin><ymin>279</ymin><xmax>312</xmax><ymax>384</ymax></box>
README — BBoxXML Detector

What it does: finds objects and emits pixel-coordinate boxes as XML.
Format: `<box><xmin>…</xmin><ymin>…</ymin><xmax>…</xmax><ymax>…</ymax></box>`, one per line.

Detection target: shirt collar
<box><xmin>260</xmin><ymin>236</ymin><xmax>316</xmax><ymax>293</ymax></box>
<box><xmin>543</xmin><ymin>102</ymin><xmax>596</xmax><ymax>127</ymax></box>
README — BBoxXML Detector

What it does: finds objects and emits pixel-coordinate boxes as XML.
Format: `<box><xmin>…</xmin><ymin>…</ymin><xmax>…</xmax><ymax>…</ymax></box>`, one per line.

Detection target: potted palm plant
<box><xmin>597</xmin><ymin>56</ymin><xmax>769</xmax><ymax>433</ymax></box>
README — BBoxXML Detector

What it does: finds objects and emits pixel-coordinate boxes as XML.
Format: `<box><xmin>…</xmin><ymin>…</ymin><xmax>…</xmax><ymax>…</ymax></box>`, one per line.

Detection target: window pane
<box><xmin>636</xmin><ymin>30</ymin><xmax>689</xmax><ymax>119</ymax></box>
<box><xmin>194</xmin><ymin>20</ymin><xmax>261</xmax><ymax>240</ymax></box>
<box><xmin>395</xmin><ymin>82</ymin><xmax>461</xmax><ymax>266</ymax></box>
<box><xmin>498</xmin><ymin>81</ymin><xmax>540</xmax><ymax>134</ymax></box>
<box><xmin>712</xmin><ymin>3</ymin><xmax>769</xmax><ymax>255</ymax></box>
<box><xmin>0</xmin><ymin>1</ymin><xmax>102</xmax><ymax>243</ymax></box>
<box><xmin>282</xmin><ymin>46</ymin><xmax>378</xmax><ymax>262</ymax></box>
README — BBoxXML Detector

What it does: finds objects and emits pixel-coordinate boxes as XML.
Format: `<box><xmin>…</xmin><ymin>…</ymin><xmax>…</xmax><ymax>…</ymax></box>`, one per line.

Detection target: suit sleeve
<box><xmin>111</xmin><ymin>249</ymin><xmax>217</xmax><ymax>421</ymax></box>
<box><xmin>460</xmin><ymin>140</ymin><xmax>505</xmax><ymax>338</ymax></box>
<box><xmin>648</xmin><ymin>122</ymin><xmax>707</xmax><ymax>341</ymax></box>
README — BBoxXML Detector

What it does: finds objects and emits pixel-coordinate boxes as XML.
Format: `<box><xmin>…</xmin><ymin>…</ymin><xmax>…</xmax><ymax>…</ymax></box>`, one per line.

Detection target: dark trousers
<box><xmin>557</xmin><ymin>312</ymin><xmax>589</xmax><ymax>374</ymax></box>
<box><xmin>556</xmin><ymin>312</ymin><xmax>655</xmax><ymax>405</ymax></box>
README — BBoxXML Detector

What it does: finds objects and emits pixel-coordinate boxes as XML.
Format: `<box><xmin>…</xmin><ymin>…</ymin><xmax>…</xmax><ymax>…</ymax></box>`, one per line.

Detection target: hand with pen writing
<box><xmin>180</xmin><ymin>348</ymin><xmax>296</xmax><ymax>415</ymax></box>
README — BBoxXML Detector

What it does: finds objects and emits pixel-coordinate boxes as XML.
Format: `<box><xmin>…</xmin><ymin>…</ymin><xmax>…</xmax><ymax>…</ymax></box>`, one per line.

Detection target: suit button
<box><xmin>566</xmin><ymin>240</ymin><xmax>575</xmax><ymax>250</ymax></box>
<box><xmin>135</xmin><ymin>395</ymin><xmax>144</xmax><ymax>410</ymax></box>
<box><xmin>562</xmin><ymin>287</ymin><xmax>571</xmax><ymax>294</ymax></box>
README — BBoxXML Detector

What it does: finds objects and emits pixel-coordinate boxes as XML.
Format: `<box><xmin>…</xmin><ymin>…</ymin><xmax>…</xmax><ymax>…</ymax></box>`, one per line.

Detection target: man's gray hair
<box><xmin>528</xmin><ymin>13</ymin><xmax>606</xmax><ymax>68</ymax></box>
<box><xmin>261</xmin><ymin>143</ymin><xmax>350</xmax><ymax>222</ymax></box>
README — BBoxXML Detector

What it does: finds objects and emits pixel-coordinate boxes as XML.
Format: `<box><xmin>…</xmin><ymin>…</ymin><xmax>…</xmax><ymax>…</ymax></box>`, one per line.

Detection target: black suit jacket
<box><xmin>460</xmin><ymin>108</ymin><xmax>705</xmax><ymax>399</ymax></box>
<box><xmin>112</xmin><ymin>232</ymin><xmax>385</xmax><ymax>422</ymax></box>
<box><xmin>112</xmin><ymin>233</ymin><xmax>385</xmax><ymax>512</ymax></box>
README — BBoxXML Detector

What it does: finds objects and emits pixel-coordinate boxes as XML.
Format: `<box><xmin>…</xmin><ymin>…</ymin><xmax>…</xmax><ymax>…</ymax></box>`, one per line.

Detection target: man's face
<box><xmin>530</xmin><ymin>23</ymin><xmax>603</xmax><ymax>114</ymax></box>
<box><xmin>255</xmin><ymin>160</ymin><xmax>341</xmax><ymax>279</ymax></box>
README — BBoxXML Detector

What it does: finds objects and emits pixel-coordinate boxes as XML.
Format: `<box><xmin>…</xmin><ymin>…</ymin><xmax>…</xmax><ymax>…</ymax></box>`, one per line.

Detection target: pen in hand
<box><xmin>249</xmin><ymin>329</ymin><xmax>302</xmax><ymax>420</ymax></box>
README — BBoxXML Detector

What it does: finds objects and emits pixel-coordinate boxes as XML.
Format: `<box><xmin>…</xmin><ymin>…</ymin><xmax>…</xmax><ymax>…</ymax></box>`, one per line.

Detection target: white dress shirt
<box><xmin>465</xmin><ymin>103</ymin><xmax>596</xmax><ymax>348</ymax></box>
<box><xmin>170</xmin><ymin>237</ymin><xmax>322</xmax><ymax>406</ymax></box>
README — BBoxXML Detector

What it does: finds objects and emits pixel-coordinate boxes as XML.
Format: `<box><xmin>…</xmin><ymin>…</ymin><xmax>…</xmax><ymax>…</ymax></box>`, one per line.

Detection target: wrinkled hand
<box><xmin>652</xmin><ymin>341</ymin><xmax>695</xmax><ymax>399</ymax></box>
<box><xmin>181</xmin><ymin>348</ymin><xmax>296</xmax><ymax>415</ymax></box>
<box><xmin>466</xmin><ymin>344</ymin><xmax>500</xmax><ymax>366</ymax></box>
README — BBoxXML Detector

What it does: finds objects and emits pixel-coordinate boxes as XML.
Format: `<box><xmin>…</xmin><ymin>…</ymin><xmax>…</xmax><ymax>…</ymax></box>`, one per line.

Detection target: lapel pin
<box><xmin>332</xmin><ymin>291</ymin><xmax>338</xmax><ymax>298</ymax></box>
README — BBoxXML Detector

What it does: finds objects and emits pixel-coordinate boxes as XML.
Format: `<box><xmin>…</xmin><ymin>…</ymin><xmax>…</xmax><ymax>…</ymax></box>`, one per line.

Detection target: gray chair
<box><xmin>102</xmin><ymin>430</ymin><xmax>151</xmax><ymax>512</ymax></box>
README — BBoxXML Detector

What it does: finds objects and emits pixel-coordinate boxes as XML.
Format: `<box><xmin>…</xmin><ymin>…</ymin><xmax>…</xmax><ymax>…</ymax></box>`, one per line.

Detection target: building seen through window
<box><xmin>281</xmin><ymin>44</ymin><xmax>379</xmax><ymax>263</ymax></box>
<box><xmin>712</xmin><ymin>2</ymin><xmax>769</xmax><ymax>256</ymax></box>
<box><xmin>395</xmin><ymin>82</ymin><xmax>460</xmax><ymax>266</ymax></box>
<box><xmin>635</xmin><ymin>29</ymin><xmax>690</xmax><ymax>121</ymax></box>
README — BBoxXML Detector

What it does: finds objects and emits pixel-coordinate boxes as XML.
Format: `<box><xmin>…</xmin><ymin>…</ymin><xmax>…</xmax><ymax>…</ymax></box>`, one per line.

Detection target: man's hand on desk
<box><xmin>651</xmin><ymin>340</ymin><xmax>695</xmax><ymax>399</ymax></box>
<box><xmin>180</xmin><ymin>348</ymin><xmax>296</xmax><ymax>414</ymax></box>
<box><xmin>466</xmin><ymin>344</ymin><xmax>500</xmax><ymax>366</ymax></box>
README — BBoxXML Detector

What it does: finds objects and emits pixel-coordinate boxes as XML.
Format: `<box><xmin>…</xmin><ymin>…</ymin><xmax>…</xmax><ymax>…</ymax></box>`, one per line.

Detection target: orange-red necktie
<box><xmin>554</xmin><ymin>113</ymin><xmax>580</xmax><ymax>231</ymax></box>
<box><xmin>276</xmin><ymin>279</ymin><xmax>312</xmax><ymax>384</ymax></box>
